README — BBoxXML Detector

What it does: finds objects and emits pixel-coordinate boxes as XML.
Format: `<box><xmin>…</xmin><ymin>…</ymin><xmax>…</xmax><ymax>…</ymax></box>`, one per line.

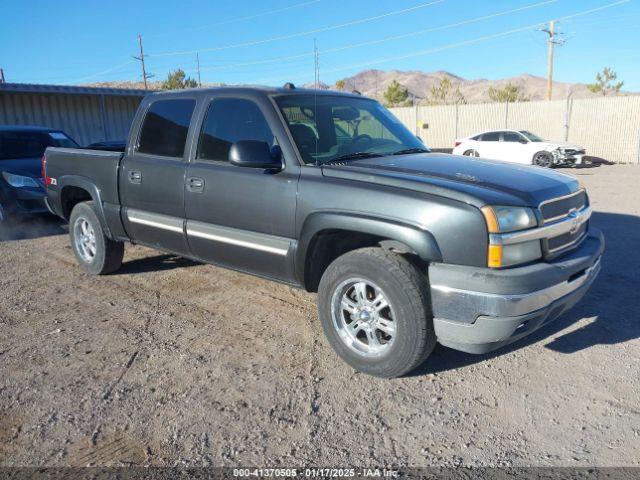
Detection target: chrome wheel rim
<box><xmin>330</xmin><ymin>278</ymin><xmax>397</xmax><ymax>357</ymax></box>
<box><xmin>534</xmin><ymin>153</ymin><xmax>552</xmax><ymax>167</ymax></box>
<box><xmin>73</xmin><ymin>216</ymin><xmax>97</xmax><ymax>263</ymax></box>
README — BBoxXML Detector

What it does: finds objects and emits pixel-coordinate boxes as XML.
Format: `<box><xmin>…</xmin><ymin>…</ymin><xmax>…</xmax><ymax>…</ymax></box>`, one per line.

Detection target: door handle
<box><xmin>128</xmin><ymin>171</ymin><xmax>142</xmax><ymax>184</ymax></box>
<box><xmin>186</xmin><ymin>177</ymin><xmax>205</xmax><ymax>192</ymax></box>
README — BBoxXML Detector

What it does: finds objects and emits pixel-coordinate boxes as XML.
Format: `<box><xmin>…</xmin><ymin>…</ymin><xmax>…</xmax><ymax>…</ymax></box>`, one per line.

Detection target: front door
<box><xmin>120</xmin><ymin>98</ymin><xmax>196</xmax><ymax>255</ymax></box>
<box><xmin>184</xmin><ymin>95</ymin><xmax>299</xmax><ymax>282</ymax></box>
<box><xmin>500</xmin><ymin>131</ymin><xmax>527</xmax><ymax>164</ymax></box>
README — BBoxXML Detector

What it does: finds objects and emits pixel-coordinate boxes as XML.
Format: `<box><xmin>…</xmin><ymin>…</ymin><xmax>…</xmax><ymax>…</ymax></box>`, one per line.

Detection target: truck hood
<box><xmin>0</xmin><ymin>157</ymin><xmax>42</xmax><ymax>178</ymax></box>
<box><xmin>321</xmin><ymin>152</ymin><xmax>580</xmax><ymax>207</ymax></box>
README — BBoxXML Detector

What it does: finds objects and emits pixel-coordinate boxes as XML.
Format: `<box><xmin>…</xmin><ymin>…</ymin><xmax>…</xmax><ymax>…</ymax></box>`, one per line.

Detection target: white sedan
<box><xmin>452</xmin><ymin>130</ymin><xmax>586</xmax><ymax>167</ymax></box>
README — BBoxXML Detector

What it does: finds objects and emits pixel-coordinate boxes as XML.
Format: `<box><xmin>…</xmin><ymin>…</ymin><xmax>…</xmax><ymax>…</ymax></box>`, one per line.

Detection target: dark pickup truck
<box><xmin>44</xmin><ymin>86</ymin><xmax>604</xmax><ymax>378</ymax></box>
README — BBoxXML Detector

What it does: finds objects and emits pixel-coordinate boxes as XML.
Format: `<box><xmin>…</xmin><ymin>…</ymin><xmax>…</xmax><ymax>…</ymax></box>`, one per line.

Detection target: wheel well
<box><xmin>303</xmin><ymin>229</ymin><xmax>424</xmax><ymax>292</ymax></box>
<box><xmin>60</xmin><ymin>186</ymin><xmax>92</xmax><ymax>220</ymax></box>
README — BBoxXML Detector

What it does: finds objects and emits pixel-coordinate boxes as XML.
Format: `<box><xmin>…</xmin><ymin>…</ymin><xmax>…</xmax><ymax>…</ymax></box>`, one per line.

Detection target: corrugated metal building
<box><xmin>0</xmin><ymin>83</ymin><xmax>146</xmax><ymax>146</ymax></box>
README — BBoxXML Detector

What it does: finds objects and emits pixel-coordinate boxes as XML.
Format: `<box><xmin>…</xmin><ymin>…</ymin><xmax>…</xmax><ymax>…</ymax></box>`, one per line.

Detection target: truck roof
<box><xmin>146</xmin><ymin>85</ymin><xmax>368</xmax><ymax>100</ymax></box>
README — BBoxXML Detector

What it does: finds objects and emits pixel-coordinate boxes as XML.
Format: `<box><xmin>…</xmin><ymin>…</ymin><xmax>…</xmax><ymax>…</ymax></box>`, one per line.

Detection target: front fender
<box><xmin>295</xmin><ymin>211</ymin><xmax>443</xmax><ymax>284</ymax></box>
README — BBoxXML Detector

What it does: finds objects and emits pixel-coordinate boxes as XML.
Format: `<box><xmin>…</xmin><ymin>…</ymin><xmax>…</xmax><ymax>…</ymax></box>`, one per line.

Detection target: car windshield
<box><xmin>275</xmin><ymin>94</ymin><xmax>428</xmax><ymax>164</ymax></box>
<box><xmin>0</xmin><ymin>130</ymin><xmax>78</xmax><ymax>160</ymax></box>
<box><xmin>519</xmin><ymin>130</ymin><xmax>544</xmax><ymax>142</ymax></box>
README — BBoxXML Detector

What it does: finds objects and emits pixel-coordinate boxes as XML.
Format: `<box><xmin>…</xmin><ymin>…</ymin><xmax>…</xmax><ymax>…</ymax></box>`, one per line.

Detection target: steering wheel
<box><xmin>350</xmin><ymin>134</ymin><xmax>372</xmax><ymax>146</ymax></box>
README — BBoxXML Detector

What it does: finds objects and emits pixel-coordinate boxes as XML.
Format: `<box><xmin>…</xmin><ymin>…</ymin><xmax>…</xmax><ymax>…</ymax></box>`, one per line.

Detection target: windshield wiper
<box><xmin>392</xmin><ymin>147</ymin><xmax>430</xmax><ymax>155</ymax></box>
<box><xmin>324</xmin><ymin>152</ymin><xmax>384</xmax><ymax>164</ymax></box>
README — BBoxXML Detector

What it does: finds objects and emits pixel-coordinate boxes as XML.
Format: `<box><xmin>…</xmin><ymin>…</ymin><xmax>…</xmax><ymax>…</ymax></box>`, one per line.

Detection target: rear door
<box><xmin>477</xmin><ymin>131</ymin><xmax>501</xmax><ymax>159</ymax></box>
<box><xmin>184</xmin><ymin>94</ymin><xmax>299</xmax><ymax>282</ymax></box>
<box><xmin>120</xmin><ymin>97</ymin><xmax>196</xmax><ymax>255</ymax></box>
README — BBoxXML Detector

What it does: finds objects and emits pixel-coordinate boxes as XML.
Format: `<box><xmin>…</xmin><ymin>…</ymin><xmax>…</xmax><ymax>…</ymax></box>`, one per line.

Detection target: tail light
<box><xmin>41</xmin><ymin>154</ymin><xmax>52</xmax><ymax>186</ymax></box>
<box><xmin>454</xmin><ymin>141</ymin><xmax>461</xmax><ymax>148</ymax></box>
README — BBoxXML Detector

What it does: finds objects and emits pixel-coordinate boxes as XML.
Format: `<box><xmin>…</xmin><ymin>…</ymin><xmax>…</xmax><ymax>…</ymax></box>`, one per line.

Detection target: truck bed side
<box><xmin>44</xmin><ymin>147</ymin><xmax>127</xmax><ymax>240</ymax></box>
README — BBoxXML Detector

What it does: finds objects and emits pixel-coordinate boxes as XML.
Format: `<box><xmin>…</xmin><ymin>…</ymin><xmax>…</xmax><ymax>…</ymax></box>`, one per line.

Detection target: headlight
<box><xmin>2</xmin><ymin>172</ymin><xmax>41</xmax><ymax>188</ymax></box>
<box><xmin>480</xmin><ymin>205</ymin><xmax>538</xmax><ymax>233</ymax></box>
<box><xmin>481</xmin><ymin>205</ymin><xmax>541</xmax><ymax>268</ymax></box>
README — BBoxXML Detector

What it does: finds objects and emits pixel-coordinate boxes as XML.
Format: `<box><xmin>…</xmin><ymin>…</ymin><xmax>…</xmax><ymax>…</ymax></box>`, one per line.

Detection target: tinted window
<box><xmin>481</xmin><ymin>132</ymin><xmax>500</xmax><ymax>141</ymax></box>
<box><xmin>503</xmin><ymin>132</ymin><xmax>524</xmax><ymax>142</ymax></box>
<box><xmin>138</xmin><ymin>99</ymin><xmax>196</xmax><ymax>157</ymax></box>
<box><xmin>0</xmin><ymin>130</ymin><xmax>78</xmax><ymax>160</ymax></box>
<box><xmin>197</xmin><ymin>98</ymin><xmax>274</xmax><ymax>162</ymax></box>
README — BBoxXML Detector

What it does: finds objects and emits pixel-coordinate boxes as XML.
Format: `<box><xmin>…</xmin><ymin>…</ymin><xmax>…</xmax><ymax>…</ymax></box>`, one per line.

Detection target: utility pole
<box><xmin>541</xmin><ymin>21</ymin><xmax>564</xmax><ymax>101</ymax></box>
<box><xmin>133</xmin><ymin>34</ymin><xmax>149</xmax><ymax>90</ymax></box>
<box><xmin>196</xmin><ymin>53</ymin><xmax>202</xmax><ymax>87</ymax></box>
<box><xmin>313</xmin><ymin>39</ymin><xmax>319</xmax><ymax>89</ymax></box>
<box><xmin>0</xmin><ymin>68</ymin><xmax>5</xmax><ymax>83</ymax></box>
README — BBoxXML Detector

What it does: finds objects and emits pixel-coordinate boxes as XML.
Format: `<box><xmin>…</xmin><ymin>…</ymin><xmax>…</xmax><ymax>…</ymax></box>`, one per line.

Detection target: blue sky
<box><xmin>2</xmin><ymin>0</ymin><xmax>639</xmax><ymax>90</ymax></box>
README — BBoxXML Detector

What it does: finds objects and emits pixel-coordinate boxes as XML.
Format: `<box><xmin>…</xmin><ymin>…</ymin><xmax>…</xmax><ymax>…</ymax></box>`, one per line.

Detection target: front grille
<box><xmin>547</xmin><ymin>221</ymin><xmax>588</xmax><ymax>253</ymax></box>
<box><xmin>540</xmin><ymin>190</ymin><xmax>588</xmax><ymax>222</ymax></box>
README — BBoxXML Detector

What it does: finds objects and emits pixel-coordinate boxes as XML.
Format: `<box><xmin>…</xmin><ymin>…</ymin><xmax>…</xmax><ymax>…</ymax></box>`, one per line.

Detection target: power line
<box><xmin>241</xmin><ymin>0</ymin><xmax>630</xmax><ymax>85</ymax></box>
<box><xmin>316</xmin><ymin>0</ymin><xmax>631</xmax><ymax>77</ymax></box>
<box><xmin>67</xmin><ymin>60</ymin><xmax>136</xmax><ymax>85</ymax></box>
<box><xmin>190</xmin><ymin>0</ymin><xmax>559</xmax><ymax>74</ymax></box>
<box><xmin>147</xmin><ymin>0</ymin><xmax>445</xmax><ymax>58</ymax></box>
<box><xmin>145</xmin><ymin>0</ymin><xmax>322</xmax><ymax>39</ymax></box>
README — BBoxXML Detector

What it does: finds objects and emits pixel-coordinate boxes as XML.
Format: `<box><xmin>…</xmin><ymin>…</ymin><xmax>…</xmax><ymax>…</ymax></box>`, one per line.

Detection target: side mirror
<box><xmin>229</xmin><ymin>140</ymin><xmax>282</xmax><ymax>170</ymax></box>
<box><xmin>519</xmin><ymin>139</ymin><xmax>528</xmax><ymax>144</ymax></box>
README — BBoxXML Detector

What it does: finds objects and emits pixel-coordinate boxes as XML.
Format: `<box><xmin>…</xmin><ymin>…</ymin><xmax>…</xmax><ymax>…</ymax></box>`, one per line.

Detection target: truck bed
<box><xmin>43</xmin><ymin>147</ymin><xmax>124</xmax><ymax>218</ymax></box>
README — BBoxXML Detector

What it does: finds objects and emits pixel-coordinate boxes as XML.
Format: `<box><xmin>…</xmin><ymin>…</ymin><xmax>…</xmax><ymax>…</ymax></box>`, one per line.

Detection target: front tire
<box><xmin>317</xmin><ymin>248</ymin><xmax>435</xmax><ymax>378</ymax></box>
<box><xmin>533</xmin><ymin>151</ymin><xmax>554</xmax><ymax>168</ymax></box>
<box><xmin>69</xmin><ymin>201</ymin><xmax>124</xmax><ymax>275</ymax></box>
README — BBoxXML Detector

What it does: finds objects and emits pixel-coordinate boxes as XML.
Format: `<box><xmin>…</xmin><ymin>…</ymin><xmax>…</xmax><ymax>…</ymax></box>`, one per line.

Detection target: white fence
<box><xmin>390</xmin><ymin>96</ymin><xmax>640</xmax><ymax>164</ymax></box>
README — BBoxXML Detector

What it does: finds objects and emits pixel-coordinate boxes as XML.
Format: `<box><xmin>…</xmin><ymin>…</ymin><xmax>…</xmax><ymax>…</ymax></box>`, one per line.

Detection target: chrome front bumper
<box><xmin>428</xmin><ymin>229</ymin><xmax>604</xmax><ymax>354</ymax></box>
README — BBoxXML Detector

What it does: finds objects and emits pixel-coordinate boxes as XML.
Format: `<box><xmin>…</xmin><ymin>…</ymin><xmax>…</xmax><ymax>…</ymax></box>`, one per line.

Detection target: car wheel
<box><xmin>317</xmin><ymin>247</ymin><xmax>436</xmax><ymax>378</ymax></box>
<box><xmin>463</xmin><ymin>149</ymin><xmax>479</xmax><ymax>157</ymax></box>
<box><xmin>69</xmin><ymin>201</ymin><xmax>124</xmax><ymax>275</ymax></box>
<box><xmin>533</xmin><ymin>151</ymin><xmax>554</xmax><ymax>168</ymax></box>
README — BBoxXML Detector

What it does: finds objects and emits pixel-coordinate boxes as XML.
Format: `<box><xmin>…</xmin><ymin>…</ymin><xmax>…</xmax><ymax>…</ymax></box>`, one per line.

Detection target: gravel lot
<box><xmin>1</xmin><ymin>164</ymin><xmax>639</xmax><ymax>468</ymax></box>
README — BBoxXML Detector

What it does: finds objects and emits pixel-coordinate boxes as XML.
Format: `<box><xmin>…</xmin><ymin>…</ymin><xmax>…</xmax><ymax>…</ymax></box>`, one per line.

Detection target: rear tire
<box><xmin>463</xmin><ymin>149</ymin><xmax>479</xmax><ymax>157</ymax></box>
<box><xmin>317</xmin><ymin>247</ymin><xmax>435</xmax><ymax>378</ymax></box>
<box><xmin>69</xmin><ymin>201</ymin><xmax>124</xmax><ymax>275</ymax></box>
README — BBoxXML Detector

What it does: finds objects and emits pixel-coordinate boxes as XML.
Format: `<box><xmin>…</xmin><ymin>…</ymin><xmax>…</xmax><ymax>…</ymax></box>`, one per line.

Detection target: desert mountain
<box><xmin>329</xmin><ymin>70</ymin><xmax>633</xmax><ymax>103</ymax></box>
<box><xmin>88</xmin><ymin>69</ymin><xmax>633</xmax><ymax>103</ymax></box>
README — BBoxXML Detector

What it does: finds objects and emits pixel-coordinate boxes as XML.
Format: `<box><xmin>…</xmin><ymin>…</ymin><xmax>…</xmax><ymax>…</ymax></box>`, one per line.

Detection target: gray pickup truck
<box><xmin>44</xmin><ymin>86</ymin><xmax>604</xmax><ymax>378</ymax></box>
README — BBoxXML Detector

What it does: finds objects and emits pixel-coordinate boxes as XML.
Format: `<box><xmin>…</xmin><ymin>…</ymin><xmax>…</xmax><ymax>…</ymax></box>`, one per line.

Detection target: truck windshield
<box><xmin>0</xmin><ymin>131</ymin><xmax>78</xmax><ymax>160</ymax></box>
<box><xmin>275</xmin><ymin>94</ymin><xmax>427</xmax><ymax>164</ymax></box>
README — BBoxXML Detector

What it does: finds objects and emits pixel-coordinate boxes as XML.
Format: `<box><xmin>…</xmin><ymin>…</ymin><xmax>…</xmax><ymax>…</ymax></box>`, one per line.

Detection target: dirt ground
<box><xmin>1</xmin><ymin>164</ymin><xmax>639</xmax><ymax>468</ymax></box>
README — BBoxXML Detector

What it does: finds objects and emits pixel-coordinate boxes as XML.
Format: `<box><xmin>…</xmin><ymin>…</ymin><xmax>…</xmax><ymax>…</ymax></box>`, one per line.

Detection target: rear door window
<box><xmin>197</xmin><ymin>98</ymin><xmax>274</xmax><ymax>162</ymax></box>
<box><xmin>480</xmin><ymin>132</ymin><xmax>500</xmax><ymax>141</ymax></box>
<box><xmin>137</xmin><ymin>99</ymin><xmax>196</xmax><ymax>158</ymax></box>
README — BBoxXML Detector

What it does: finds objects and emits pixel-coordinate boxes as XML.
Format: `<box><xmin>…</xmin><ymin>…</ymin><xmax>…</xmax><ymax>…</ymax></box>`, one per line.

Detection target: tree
<box><xmin>161</xmin><ymin>69</ymin><xmax>198</xmax><ymax>90</ymax></box>
<box><xmin>487</xmin><ymin>83</ymin><xmax>530</xmax><ymax>103</ymax></box>
<box><xmin>334</xmin><ymin>79</ymin><xmax>346</xmax><ymax>90</ymax></box>
<box><xmin>428</xmin><ymin>77</ymin><xmax>466</xmax><ymax>105</ymax></box>
<box><xmin>587</xmin><ymin>67</ymin><xmax>624</xmax><ymax>96</ymax></box>
<box><xmin>383</xmin><ymin>80</ymin><xmax>412</xmax><ymax>107</ymax></box>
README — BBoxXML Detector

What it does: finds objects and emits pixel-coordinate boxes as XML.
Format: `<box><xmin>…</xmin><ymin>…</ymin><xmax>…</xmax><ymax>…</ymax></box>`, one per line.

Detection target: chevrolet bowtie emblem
<box><xmin>568</xmin><ymin>209</ymin><xmax>580</xmax><ymax>234</ymax></box>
